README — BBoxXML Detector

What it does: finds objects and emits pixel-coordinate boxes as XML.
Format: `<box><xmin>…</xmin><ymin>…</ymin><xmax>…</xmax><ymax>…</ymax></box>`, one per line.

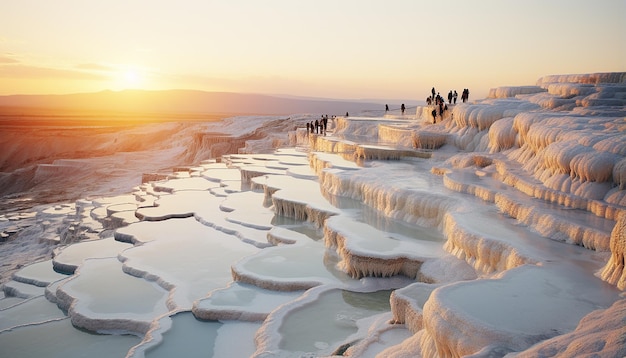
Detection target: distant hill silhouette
<box><xmin>0</xmin><ymin>90</ymin><xmax>386</xmax><ymax>116</ymax></box>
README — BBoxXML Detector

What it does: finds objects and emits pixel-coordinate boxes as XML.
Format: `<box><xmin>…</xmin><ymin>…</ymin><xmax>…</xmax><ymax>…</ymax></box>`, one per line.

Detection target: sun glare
<box><xmin>125</xmin><ymin>70</ymin><xmax>140</xmax><ymax>85</ymax></box>
<box><xmin>115</xmin><ymin>66</ymin><xmax>145</xmax><ymax>89</ymax></box>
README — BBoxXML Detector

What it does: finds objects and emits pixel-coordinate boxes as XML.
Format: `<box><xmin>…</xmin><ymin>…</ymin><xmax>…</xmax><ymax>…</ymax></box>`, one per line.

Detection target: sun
<box><xmin>115</xmin><ymin>66</ymin><xmax>145</xmax><ymax>89</ymax></box>
<box><xmin>124</xmin><ymin>69</ymin><xmax>140</xmax><ymax>86</ymax></box>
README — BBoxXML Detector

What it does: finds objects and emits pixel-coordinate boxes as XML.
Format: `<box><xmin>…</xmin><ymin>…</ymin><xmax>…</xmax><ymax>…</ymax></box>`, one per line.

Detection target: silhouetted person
<box><xmin>453</xmin><ymin>90</ymin><xmax>458</xmax><ymax>104</ymax></box>
<box><xmin>432</xmin><ymin>109</ymin><xmax>437</xmax><ymax>123</ymax></box>
<box><xmin>401</xmin><ymin>103</ymin><xmax>405</xmax><ymax>114</ymax></box>
<box><xmin>385</xmin><ymin>104</ymin><xmax>389</xmax><ymax>112</ymax></box>
<box><xmin>462</xmin><ymin>88</ymin><xmax>469</xmax><ymax>103</ymax></box>
<box><xmin>346</xmin><ymin>112</ymin><xmax>349</xmax><ymax>117</ymax></box>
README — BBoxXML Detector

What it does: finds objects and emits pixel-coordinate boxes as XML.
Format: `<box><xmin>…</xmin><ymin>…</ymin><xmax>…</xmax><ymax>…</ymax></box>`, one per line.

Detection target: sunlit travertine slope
<box><xmin>0</xmin><ymin>73</ymin><xmax>624</xmax><ymax>358</ymax></box>
<box><xmin>304</xmin><ymin>72</ymin><xmax>625</xmax><ymax>357</ymax></box>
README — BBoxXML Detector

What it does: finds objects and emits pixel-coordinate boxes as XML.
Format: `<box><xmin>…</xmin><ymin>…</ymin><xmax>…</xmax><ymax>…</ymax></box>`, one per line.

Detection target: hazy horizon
<box><xmin>0</xmin><ymin>89</ymin><xmax>405</xmax><ymax>117</ymax></box>
<box><xmin>0</xmin><ymin>88</ymin><xmax>422</xmax><ymax>106</ymax></box>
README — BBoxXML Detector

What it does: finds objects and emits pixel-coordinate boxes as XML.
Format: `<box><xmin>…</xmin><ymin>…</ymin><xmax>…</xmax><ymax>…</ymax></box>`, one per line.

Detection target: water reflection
<box><xmin>278</xmin><ymin>289</ymin><xmax>391</xmax><ymax>356</ymax></box>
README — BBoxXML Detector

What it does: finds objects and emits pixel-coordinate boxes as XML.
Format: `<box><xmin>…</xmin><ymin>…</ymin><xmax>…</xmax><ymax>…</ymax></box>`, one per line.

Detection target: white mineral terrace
<box><xmin>0</xmin><ymin>73</ymin><xmax>625</xmax><ymax>358</ymax></box>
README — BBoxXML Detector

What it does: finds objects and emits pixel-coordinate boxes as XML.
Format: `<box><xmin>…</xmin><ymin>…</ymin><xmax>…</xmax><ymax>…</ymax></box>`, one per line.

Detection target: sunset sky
<box><xmin>1</xmin><ymin>0</ymin><xmax>624</xmax><ymax>101</ymax></box>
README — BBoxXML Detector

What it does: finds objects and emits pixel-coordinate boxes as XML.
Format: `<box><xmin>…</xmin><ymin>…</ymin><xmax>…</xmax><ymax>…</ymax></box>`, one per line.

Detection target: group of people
<box><xmin>426</xmin><ymin>86</ymin><xmax>470</xmax><ymax>123</ymax></box>
<box><xmin>306</xmin><ymin>86</ymin><xmax>470</xmax><ymax>131</ymax></box>
<box><xmin>426</xmin><ymin>87</ymin><xmax>470</xmax><ymax>106</ymax></box>
<box><xmin>306</xmin><ymin>114</ymin><xmax>331</xmax><ymax>135</ymax></box>
<box><xmin>426</xmin><ymin>88</ymin><xmax>449</xmax><ymax>106</ymax></box>
<box><xmin>426</xmin><ymin>87</ymin><xmax>448</xmax><ymax>123</ymax></box>
<box><xmin>447</xmin><ymin>90</ymin><xmax>458</xmax><ymax>104</ymax></box>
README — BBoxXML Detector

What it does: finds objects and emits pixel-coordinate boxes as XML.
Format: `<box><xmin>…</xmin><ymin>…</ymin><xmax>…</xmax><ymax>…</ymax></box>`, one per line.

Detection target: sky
<box><xmin>1</xmin><ymin>0</ymin><xmax>624</xmax><ymax>101</ymax></box>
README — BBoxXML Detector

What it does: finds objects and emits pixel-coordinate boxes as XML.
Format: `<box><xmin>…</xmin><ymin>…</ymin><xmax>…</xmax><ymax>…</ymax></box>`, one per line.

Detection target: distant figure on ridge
<box><xmin>401</xmin><ymin>103</ymin><xmax>405</xmax><ymax>115</ymax></box>
<box><xmin>462</xmin><ymin>88</ymin><xmax>469</xmax><ymax>103</ymax></box>
<box><xmin>453</xmin><ymin>90</ymin><xmax>458</xmax><ymax>104</ymax></box>
<box><xmin>385</xmin><ymin>104</ymin><xmax>389</xmax><ymax>112</ymax></box>
<box><xmin>346</xmin><ymin>112</ymin><xmax>349</xmax><ymax>117</ymax></box>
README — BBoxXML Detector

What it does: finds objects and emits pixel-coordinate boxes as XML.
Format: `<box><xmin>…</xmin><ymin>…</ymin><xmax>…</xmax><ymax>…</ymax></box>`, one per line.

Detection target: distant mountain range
<box><xmin>0</xmin><ymin>89</ymin><xmax>390</xmax><ymax>116</ymax></box>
